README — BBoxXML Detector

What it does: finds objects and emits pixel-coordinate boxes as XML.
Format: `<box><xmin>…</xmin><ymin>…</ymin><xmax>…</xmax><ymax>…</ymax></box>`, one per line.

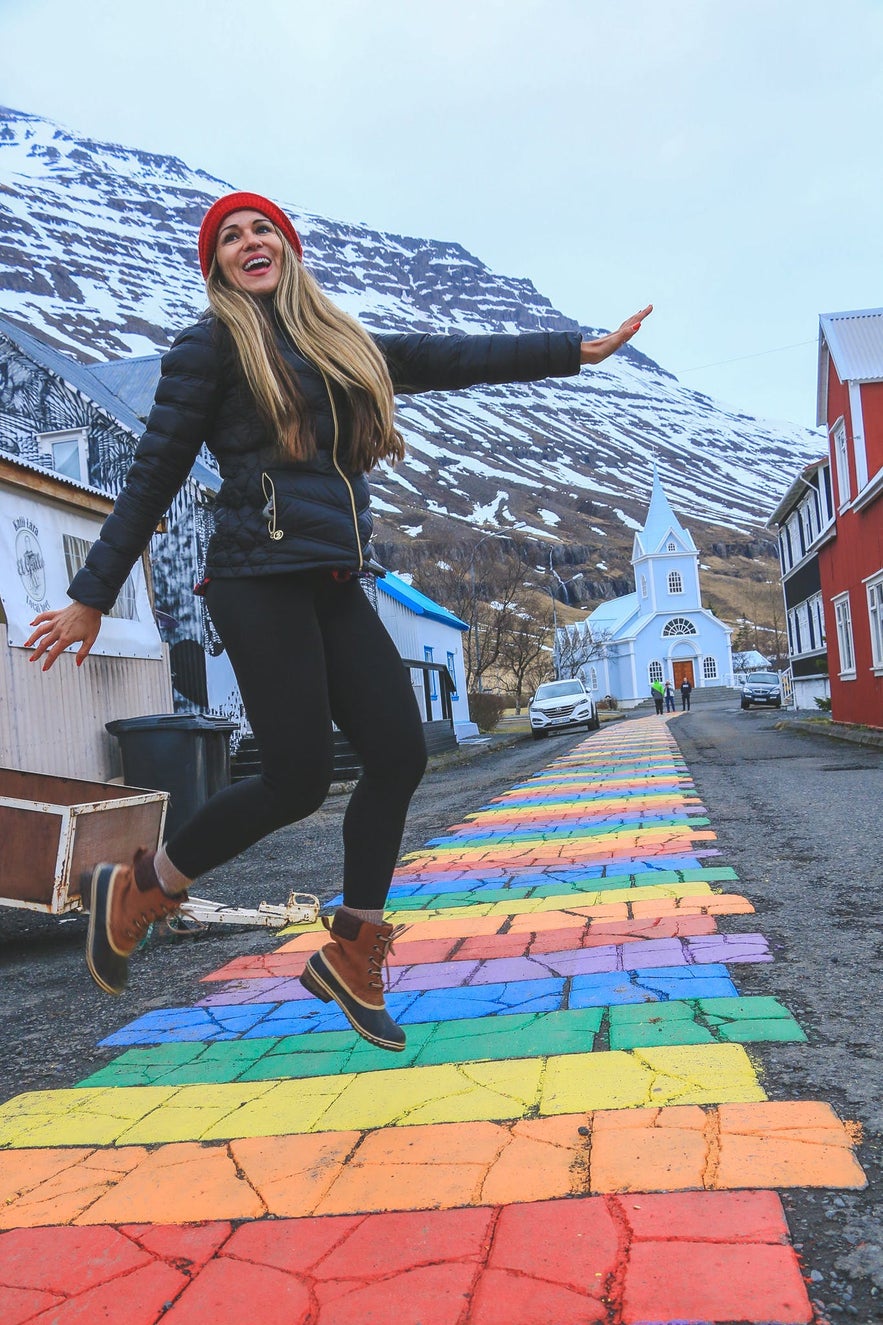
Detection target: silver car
<box><xmin>529</xmin><ymin>679</ymin><xmax>600</xmax><ymax>739</ymax></box>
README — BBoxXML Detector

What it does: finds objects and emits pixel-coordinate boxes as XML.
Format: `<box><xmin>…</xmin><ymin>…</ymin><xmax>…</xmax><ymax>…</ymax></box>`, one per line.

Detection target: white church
<box><xmin>557</xmin><ymin>470</ymin><xmax>734</xmax><ymax>706</ymax></box>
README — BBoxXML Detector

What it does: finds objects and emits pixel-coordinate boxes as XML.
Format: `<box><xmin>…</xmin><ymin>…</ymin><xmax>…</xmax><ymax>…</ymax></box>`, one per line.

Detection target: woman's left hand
<box><xmin>580</xmin><ymin>305</ymin><xmax>653</xmax><ymax>365</ymax></box>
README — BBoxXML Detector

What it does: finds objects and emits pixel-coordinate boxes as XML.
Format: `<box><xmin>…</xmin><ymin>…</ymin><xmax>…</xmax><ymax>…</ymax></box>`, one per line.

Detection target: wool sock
<box><xmin>154</xmin><ymin>846</ymin><xmax>192</xmax><ymax>897</ymax></box>
<box><xmin>339</xmin><ymin>904</ymin><xmax>385</xmax><ymax>925</ymax></box>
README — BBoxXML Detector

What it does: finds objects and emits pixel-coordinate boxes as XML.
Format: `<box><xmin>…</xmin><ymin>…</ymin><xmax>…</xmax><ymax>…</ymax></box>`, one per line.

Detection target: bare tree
<box><xmin>413</xmin><ymin>538</ymin><xmax>538</xmax><ymax>692</ymax></box>
<box><xmin>555</xmin><ymin>621</ymin><xmax>612</xmax><ymax>681</ymax></box>
<box><xmin>493</xmin><ymin>602</ymin><xmax>556</xmax><ymax>712</ymax></box>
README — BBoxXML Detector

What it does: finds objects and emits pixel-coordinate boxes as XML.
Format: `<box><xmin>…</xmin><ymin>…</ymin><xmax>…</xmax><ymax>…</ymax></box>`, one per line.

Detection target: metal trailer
<box><xmin>0</xmin><ymin>766</ymin><xmax>318</xmax><ymax>929</ymax></box>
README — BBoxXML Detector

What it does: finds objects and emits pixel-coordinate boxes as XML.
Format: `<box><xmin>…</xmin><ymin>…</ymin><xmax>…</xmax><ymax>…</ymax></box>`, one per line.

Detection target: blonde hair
<box><xmin>206</xmin><ymin>233</ymin><xmax>405</xmax><ymax>469</ymax></box>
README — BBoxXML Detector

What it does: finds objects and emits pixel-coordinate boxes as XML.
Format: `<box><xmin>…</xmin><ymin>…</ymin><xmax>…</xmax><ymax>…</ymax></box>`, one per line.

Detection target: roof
<box><xmin>377</xmin><ymin>572</ymin><xmax>469</xmax><ymax>631</ymax></box>
<box><xmin>633</xmin><ymin>466</ymin><xmax>697</xmax><ymax>556</ymax></box>
<box><xmin>0</xmin><ymin>316</ymin><xmax>220</xmax><ymax>494</ymax></box>
<box><xmin>586</xmin><ymin>591</ymin><xmax>639</xmax><ymax>639</ymax></box>
<box><xmin>90</xmin><ymin>355</ymin><xmax>163</xmax><ymax>420</ymax></box>
<box><xmin>0</xmin><ymin>314</ymin><xmax>145</xmax><ymax>437</ymax></box>
<box><xmin>767</xmin><ymin>457</ymin><xmax>829</xmax><ymax>526</ymax></box>
<box><xmin>818</xmin><ymin>307</ymin><xmax>883</xmax><ymax>425</ymax></box>
<box><xmin>0</xmin><ymin>449</ymin><xmax>113</xmax><ymax>504</ymax></box>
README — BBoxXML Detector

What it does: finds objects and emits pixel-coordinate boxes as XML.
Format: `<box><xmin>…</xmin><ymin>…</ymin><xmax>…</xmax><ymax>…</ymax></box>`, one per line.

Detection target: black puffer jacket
<box><xmin>69</xmin><ymin>317</ymin><xmax>582</xmax><ymax>612</ymax></box>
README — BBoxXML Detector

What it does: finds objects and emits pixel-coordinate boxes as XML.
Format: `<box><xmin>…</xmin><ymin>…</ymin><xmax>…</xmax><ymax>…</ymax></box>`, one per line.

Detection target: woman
<box><xmin>25</xmin><ymin>191</ymin><xmax>652</xmax><ymax>1051</ymax></box>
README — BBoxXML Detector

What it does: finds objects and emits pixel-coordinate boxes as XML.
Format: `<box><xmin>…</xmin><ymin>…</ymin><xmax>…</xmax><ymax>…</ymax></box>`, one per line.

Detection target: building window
<box><xmin>446</xmin><ymin>649</ymin><xmax>459</xmax><ymax>700</ymax></box>
<box><xmin>813</xmin><ymin>594</ymin><xmax>826</xmax><ymax>645</ymax></box>
<box><xmin>666</xmin><ymin>541</ymin><xmax>677</xmax><ymax>552</ymax></box>
<box><xmin>648</xmin><ymin>660</ymin><xmax>663</xmax><ymax>684</ymax></box>
<box><xmin>63</xmin><ymin>535</ymin><xmax>138</xmax><ymax>620</ymax></box>
<box><xmin>667</xmin><ymin>570</ymin><xmax>683</xmax><ymax>594</ymax></box>
<box><xmin>640</xmin><ymin>574</ymin><xmax>648</xmax><ymax>598</ymax></box>
<box><xmin>424</xmin><ymin>645</ymin><xmax>437</xmax><ymax>700</ymax></box>
<box><xmin>833</xmin><ymin>422</ymin><xmax>851</xmax><ymax>508</ymax></box>
<box><xmin>867</xmin><ymin>575</ymin><xmax>883</xmax><ymax>671</ymax></box>
<box><xmin>779</xmin><ymin>524</ymin><xmax>793</xmax><ymax>574</ymax></box>
<box><xmin>702</xmin><ymin>656</ymin><xmax>718</xmax><ymax>680</ymax></box>
<box><xmin>832</xmin><ymin>593</ymin><xmax>855</xmax><ymax>676</ymax></box>
<box><xmin>787</xmin><ymin>606</ymin><xmax>802</xmax><ymax>654</ymax></box>
<box><xmin>589</xmin><ymin>666</ymin><xmax>598</xmax><ymax>691</ymax></box>
<box><xmin>37</xmin><ymin>429</ymin><xmax>89</xmax><ymax>483</ymax></box>
<box><xmin>662</xmin><ymin>617</ymin><xmax>697</xmax><ymax>637</ymax></box>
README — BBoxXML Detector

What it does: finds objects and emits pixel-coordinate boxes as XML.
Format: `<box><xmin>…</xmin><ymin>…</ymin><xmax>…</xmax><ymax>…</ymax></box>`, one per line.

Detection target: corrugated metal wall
<box><xmin>374</xmin><ymin>593</ymin><xmax>425</xmax><ymax>714</ymax></box>
<box><xmin>0</xmin><ymin>625</ymin><xmax>174</xmax><ymax>782</ymax></box>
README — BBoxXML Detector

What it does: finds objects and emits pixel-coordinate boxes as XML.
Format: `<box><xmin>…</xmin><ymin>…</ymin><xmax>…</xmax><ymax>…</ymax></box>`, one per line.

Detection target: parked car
<box><xmin>740</xmin><ymin>671</ymin><xmax>782</xmax><ymax>709</ymax></box>
<box><xmin>529</xmin><ymin>678</ymin><xmax>599</xmax><ymax>739</ymax></box>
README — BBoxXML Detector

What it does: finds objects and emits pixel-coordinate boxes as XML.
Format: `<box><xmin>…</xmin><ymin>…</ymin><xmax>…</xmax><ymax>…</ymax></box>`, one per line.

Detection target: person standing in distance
<box><xmin>664</xmin><ymin>679</ymin><xmax>676</xmax><ymax>712</ymax></box>
<box><xmin>25</xmin><ymin>190</ymin><xmax>652</xmax><ymax>1051</ymax></box>
<box><xmin>680</xmin><ymin>676</ymin><xmax>693</xmax><ymax>710</ymax></box>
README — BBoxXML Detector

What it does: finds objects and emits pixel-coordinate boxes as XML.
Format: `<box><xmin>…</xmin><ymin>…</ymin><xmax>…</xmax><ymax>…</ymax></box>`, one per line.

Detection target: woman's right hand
<box><xmin>24</xmin><ymin>602</ymin><xmax>103</xmax><ymax>671</ymax></box>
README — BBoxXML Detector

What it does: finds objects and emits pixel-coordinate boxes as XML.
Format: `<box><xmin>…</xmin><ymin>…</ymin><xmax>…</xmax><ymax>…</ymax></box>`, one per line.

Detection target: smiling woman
<box><xmin>23</xmin><ymin>186</ymin><xmax>650</xmax><ymax>1048</ymax></box>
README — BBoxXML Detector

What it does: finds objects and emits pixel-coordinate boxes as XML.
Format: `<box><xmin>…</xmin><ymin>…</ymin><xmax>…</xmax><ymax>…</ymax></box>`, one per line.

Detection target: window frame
<box><xmin>702</xmin><ymin>656</ymin><xmax>718</xmax><ymax>681</ymax></box>
<box><xmin>832</xmin><ymin>592</ymin><xmax>856</xmax><ymax>678</ymax></box>
<box><xmin>662</xmin><ymin>616</ymin><xmax>698</xmax><ymax>637</ymax></box>
<box><xmin>648</xmin><ymin>659</ymin><xmax>663</xmax><ymax>684</ymax></box>
<box><xmin>667</xmin><ymin>569</ymin><xmax>683</xmax><ymax>595</ymax></box>
<box><xmin>62</xmin><ymin>533</ymin><xmax>139</xmax><ymax>621</ymax></box>
<box><xmin>833</xmin><ymin>421</ymin><xmax>851</xmax><ymax>510</ymax></box>
<box><xmin>865</xmin><ymin>572</ymin><xmax>883</xmax><ymax>673</ymax></box>
<box><xmin>36</xmin><ymin>428</ymin><xmax>89</xmax><ymax>484</ymax></box>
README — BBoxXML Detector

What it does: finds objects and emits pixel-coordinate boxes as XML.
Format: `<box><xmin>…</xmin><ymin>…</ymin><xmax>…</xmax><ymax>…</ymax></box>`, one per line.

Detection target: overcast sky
<box><xmin>1</xmin><ymin>0</ymin><xmax>880</xmax><ymax>431</ymax></box>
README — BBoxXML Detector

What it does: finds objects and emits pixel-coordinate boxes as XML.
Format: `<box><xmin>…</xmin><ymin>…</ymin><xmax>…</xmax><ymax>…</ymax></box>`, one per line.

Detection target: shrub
<box><xmin>813</xmin><ymin>696</ymin><xmax>832</xmax><ymax>712</ymax></box>
<box><xmin>597</xmin><ymin>695</ymin><xmax>619</xmax><ymax>711</ymax></box>
<box><xmin>468</xmin><ymin>692</ymin><xmax>508</xmax><ymax>732</ymax></box>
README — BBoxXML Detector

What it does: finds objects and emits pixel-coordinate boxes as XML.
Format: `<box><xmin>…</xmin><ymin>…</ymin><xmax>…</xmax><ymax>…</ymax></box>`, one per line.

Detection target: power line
<box><xmin>678</xmin><ymin>339</ymin><xmax>817</xmax><ymax>374</ymax></box>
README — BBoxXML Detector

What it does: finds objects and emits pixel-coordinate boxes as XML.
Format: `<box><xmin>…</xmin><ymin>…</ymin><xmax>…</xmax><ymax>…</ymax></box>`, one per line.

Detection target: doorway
<box><xmin>673</xmin><ymin>660</ymin><xmax>695</xmax><ymax>689</ymax></box>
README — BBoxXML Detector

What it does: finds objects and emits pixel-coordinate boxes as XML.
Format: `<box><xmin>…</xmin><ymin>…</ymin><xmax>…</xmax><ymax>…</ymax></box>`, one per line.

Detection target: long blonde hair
<box><xmin>206</xmin><ymin>234</ymin><xmax>405</xmax><ymax>470</ymax></box>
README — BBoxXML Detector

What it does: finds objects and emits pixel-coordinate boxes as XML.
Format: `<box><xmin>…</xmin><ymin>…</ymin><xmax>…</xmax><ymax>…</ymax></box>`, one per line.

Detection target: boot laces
<box><xmin>368</xmin><ymin>924</ymin><xmax>407</xmax><ymax>991</ymax></box>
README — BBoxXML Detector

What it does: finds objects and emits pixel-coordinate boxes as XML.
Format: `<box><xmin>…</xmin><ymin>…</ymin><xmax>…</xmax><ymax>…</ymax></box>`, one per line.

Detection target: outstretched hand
<box><xmin>580</xmin><ymin>305</ymin><xmax>653</xmax><ymax>365</ymax></box>
<box><xmin>24</xmin><ymin>602</ymin><xmax>103</xmax><ymax>672</ymax></box>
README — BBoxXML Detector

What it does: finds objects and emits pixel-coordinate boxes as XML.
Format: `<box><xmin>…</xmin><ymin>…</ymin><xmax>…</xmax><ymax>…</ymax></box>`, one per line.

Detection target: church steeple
<box><xmin>633</xmin><ymin>465</ymin><xmax>697</xmax><ymax>559</ymax></box>
<box><xmin>631</xmin><ymin>466</ymin><xmax>701</xmax><ymax>616</ymax></box>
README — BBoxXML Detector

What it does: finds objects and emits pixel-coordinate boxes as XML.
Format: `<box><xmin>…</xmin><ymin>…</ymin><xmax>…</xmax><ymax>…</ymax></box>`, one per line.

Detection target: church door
<box><xmin>673</xmin><ymin>660</ymin><xmax>695</xmax><ymax>689</ymax></box>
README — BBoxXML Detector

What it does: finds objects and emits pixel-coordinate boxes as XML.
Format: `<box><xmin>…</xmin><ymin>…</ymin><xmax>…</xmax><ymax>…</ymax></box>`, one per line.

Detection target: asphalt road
<box><xmin>670</xmin><ymin>700</ymin><xmax>882</xmax><ymax>1324</ymax></box>
<box><xmin>0</xmin><ymin>733</ymin><xmax>575</xmax><ymax>1100</ymax></box>
<box><xmin>0</xmin><ymin>707</ymin><xmax>880</xmax><ymax>1319</ymax></box>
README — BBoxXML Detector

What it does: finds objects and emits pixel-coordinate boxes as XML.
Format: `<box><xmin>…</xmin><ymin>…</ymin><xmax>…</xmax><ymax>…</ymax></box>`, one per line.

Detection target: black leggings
<box><xmin>164</xmin><ymin>573</ymin><xmax>427</xmax><ymax>908</ymax></box>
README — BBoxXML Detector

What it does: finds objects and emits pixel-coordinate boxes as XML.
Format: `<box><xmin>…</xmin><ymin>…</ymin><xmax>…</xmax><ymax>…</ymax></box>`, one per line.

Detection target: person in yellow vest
<box><xmin>651</xmin><ymin>678</ymin><xmax>665</xmax><ymax>714</ymax></box>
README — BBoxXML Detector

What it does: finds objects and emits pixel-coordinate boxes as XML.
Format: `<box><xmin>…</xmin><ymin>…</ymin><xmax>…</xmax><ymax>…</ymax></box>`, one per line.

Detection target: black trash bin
<box><xmin>106</xmin><ymin>714</ymin><xmax>238</xmax><ymax>841</ymax></box>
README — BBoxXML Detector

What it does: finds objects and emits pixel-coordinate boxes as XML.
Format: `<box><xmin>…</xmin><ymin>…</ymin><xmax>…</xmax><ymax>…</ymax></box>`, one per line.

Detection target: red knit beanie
<box><xmin>198</xmin><ymin>192</ymin><xmax>303</xmax><ymax>278</ymax></box>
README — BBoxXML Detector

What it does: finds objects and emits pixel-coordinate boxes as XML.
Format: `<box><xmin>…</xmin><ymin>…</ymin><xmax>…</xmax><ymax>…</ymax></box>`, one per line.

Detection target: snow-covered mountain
<box><xmin>0</xmin><ymin>104</ymin><xmax>817</xmax><ymax>571</ymax></box>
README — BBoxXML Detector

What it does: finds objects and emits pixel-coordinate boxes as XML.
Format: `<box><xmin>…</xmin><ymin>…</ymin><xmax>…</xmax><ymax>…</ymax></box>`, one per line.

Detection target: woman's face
<box><xmin>214</xmin><ymin>210</ymin><xmax>284</xmax><ymax>294</ymax></box>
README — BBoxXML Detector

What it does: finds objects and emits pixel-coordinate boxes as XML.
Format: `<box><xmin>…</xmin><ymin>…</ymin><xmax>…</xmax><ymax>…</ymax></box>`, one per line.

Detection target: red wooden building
<box><xmin>816</xmin><ymin>307</ymin><xmax>883</xmax><ymax>728</ymax></box>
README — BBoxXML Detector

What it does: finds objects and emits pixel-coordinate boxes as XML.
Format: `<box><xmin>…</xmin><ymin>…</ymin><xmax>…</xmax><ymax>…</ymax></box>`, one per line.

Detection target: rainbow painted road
<box><xmin>0</xmin><ymin>717</ymin><xmax>865</xmax><ymax>1324</ymax></box>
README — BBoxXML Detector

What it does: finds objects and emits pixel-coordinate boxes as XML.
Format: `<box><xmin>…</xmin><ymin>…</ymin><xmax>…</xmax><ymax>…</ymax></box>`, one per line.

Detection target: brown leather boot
<box><xmin>300</xmin><ymin>909</ymin><xmax>406</xmax><ymax>1051</ymax></box>
<box><xmin>84</xmin><ymin>849</ymin><xmax>188</xmax><ymax>996</ymax></box>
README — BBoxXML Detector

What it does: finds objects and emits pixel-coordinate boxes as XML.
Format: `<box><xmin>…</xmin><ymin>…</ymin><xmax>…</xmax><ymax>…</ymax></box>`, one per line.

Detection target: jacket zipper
<box><xmin>320</xmin><ymin>366</ymin><xmax>363</xmax><ymax>572</ymax></box>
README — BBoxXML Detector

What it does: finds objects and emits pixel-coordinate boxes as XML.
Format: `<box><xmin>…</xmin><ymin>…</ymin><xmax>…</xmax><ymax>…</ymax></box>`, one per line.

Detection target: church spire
<box><xmin>635</xmin><ymin>464</ymin><xmax>696</xmax><ymax>556</ymax></box>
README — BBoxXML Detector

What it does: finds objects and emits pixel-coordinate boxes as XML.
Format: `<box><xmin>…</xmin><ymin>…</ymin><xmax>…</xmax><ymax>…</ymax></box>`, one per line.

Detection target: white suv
<box><xmin>529</xmin><ymin>678</ymin><xmax>599</xmax><ymax>740</ymax></box>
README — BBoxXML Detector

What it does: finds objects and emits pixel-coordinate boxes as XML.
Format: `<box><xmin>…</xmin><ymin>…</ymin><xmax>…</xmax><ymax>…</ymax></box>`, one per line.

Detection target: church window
<box><xmin>702</xmin><ymin>656</ymin><xmax>718</xmax><ymax>680</ymax></box>
<box><xmin>666</xmin><ymin>541</ymin><xmax>677</xmax><ymax>552</ymax></box>
<box><xmin>662</xmin><ymin>617</ymin><xmax>697</xmax><ymax>636</ymax></box>
<box><xmin>667</xmin><ymin>570</ymin><xmax>683</xmax><ymax>594</ymax></box>
<box><xmin>648</xmin><ymin>660</ymin><xmax>663</xmax><ymax>683</ymax></box>
<box><xmin>640</xmin><ymin>575</ymin><xmax>648</xmax><ymax>598</ymax></box>
<box><xmin>589</xmin><ymin>666</ymin><xmax>598</xmax><ymax>690</ymax></box>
